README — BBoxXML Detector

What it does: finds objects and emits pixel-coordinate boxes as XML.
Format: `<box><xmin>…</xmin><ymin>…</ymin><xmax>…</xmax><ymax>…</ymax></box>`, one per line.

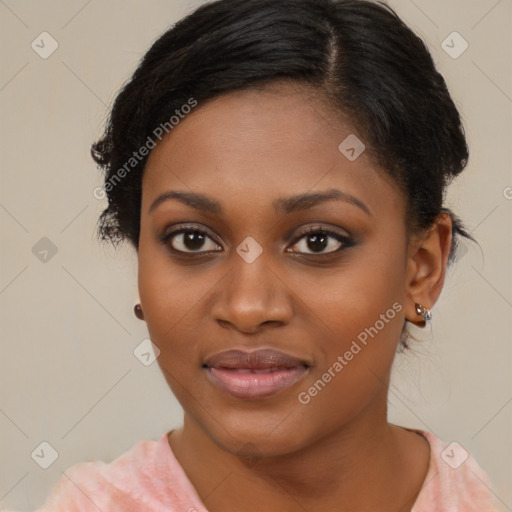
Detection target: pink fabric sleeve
<box><xmin>411</xmin><ymin>430</ymin><xmax>498</xmax><ymax>512</ymax></box>
<box><xmin>34</xmin><ymin>435</ymin><xmax>208</xmax><ymax>512</ymax></box>
<box><xmin>29</xmin><ymin>430</ymin><xmax>498</xmax><ymax>512</ymax></box>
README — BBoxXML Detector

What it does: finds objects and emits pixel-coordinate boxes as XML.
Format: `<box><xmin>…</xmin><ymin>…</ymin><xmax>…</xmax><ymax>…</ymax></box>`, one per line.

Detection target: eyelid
<box><xmin>286</xmin><ymin>224</ymin><xmax>355</xmax><ymax>250</ymax></box>
<box><xmin>289</xmin><ymin>224</ymin><xmax>351</xmax><ymax>242</ymax></box>
<box><xmin>286</xmin><ymin>226</ymin><xmax>353</xmax><ymax>255</ymax></box>
<box><xmin>160</xmin><ymin>223</ymin><xmax>223</xmax><ymax>250</ymax></box>
<box><xmin>160</xmin><ymin>222</ymin><xmax>353</xmax><ymax>256</ymax></box>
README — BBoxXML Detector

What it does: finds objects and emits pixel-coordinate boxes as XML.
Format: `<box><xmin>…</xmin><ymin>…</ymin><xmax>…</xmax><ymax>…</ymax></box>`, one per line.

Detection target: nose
<box><xmin>210</xmin><ymin>251</ymin><xmax>293</xmax><ymax>334</ymax></box>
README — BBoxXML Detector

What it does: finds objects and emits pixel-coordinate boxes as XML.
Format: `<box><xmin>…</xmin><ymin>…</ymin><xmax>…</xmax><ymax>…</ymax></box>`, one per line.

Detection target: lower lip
<box><xmin>206</xmin><ymin>366</ymin><xmax>308</xmax><ymax>399</ymax></box>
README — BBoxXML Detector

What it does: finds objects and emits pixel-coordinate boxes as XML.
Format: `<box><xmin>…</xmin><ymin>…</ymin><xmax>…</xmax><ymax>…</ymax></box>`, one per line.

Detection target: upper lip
<box><xmin>204</xmin><ymin>349</ymin><xmax>310</xmax><ymax>370</ymax></box>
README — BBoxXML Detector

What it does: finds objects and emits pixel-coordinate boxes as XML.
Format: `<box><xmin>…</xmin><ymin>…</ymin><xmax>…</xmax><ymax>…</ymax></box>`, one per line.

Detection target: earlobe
<box><xmin>404</xmin><ymin>212</ymin><xmax>452</xmax><ymax>327</ymax></box>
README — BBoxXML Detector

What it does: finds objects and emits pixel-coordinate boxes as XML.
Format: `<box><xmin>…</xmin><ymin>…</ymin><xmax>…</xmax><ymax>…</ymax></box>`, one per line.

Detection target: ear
<box><xmin>404</xmin><ymin>212</ymin><xmax>452</xmax><ymax>327</ymax></box>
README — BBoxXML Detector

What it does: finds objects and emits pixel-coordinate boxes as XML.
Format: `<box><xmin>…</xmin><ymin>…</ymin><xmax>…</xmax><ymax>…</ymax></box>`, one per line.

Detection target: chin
<box><xmin>193</xmin><ymin>404</ymin><xmax>318</xmax><ymax>459</ymax></box>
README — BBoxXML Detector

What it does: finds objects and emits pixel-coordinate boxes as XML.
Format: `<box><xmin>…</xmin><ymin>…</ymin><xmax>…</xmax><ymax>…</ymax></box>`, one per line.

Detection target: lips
<box><xmin>203</xmin><ymin>349</ymin><xmax>310</xmax><ymax>400</ymax></box>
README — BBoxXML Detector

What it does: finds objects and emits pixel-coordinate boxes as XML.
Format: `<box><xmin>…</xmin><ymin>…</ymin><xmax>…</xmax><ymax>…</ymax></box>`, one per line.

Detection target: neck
<box><xmin>168</xmin><ymin>386</ymin><xmax>428</xmax><ymax>512</ymax></box>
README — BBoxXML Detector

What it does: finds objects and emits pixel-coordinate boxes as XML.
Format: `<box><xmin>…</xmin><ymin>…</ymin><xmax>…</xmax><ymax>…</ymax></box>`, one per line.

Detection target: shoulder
<box><xmin>35</xmin><ymin>436</ymin><xmax>164</xmax><ymax>512</ymax></box>
<box><xmin>410</xmin><ymin>429</ymin><xmax>497</xmax><ymax>512</ymax></box>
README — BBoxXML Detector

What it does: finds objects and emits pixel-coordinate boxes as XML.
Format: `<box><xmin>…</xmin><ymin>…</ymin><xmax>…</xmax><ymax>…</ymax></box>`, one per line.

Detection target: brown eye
<box><xmin>288</xmin><ymin>228</ymin><xmax>353</xmax><ymax>255</ymax></box>
<box><xmin>162</xmin><ymin>228</ymin><xmax>221</xmax><ymax>254</ymax></box>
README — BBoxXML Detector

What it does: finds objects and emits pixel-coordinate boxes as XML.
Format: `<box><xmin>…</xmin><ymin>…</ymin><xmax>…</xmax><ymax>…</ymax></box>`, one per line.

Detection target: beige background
<box><xmin>0</xmin><ymin>0</ymin><xmax>510</xmax><ymax>510</ymax></box>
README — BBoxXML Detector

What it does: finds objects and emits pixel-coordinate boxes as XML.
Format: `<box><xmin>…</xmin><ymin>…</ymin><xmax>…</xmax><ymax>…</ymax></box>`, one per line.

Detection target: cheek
<box><xmin>294</xmin><ymin>241</ymin><xmax>407</xmax><ymax>392</ymax></box>
<box><xmin>138</xmin><ymin>226</ymin><xmax>197</xmax><ymax>318</ymax></box>
<box><xmin>138</xmin><ymin>233</ymin><xmax>189</xmax><ymax>342</ymax></box>
<box><xmin>137</xmin><ymin>234</ymin><xmax>220</xmax><ymax>371</ymax></box>
<box><xmin>317</xmin><ymin>259</ymin><xmax>404</xmax><ymax>385</ymax></box>
<box><xmin>311</xmin><ymin>242</ymin><xmax>406</xmax><ymax>344</ymax></box>
<box><xmin>137</xmin><ymin>253</ymin><xmax>205</xmax><ymax>402</ymax></box>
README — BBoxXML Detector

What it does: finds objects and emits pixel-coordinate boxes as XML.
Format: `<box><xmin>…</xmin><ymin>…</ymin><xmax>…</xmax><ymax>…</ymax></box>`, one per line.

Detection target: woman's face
<box><xmin>138</xmin><ymin>84</ymin><xmax>410</xmax><ymax>457</ymax></box>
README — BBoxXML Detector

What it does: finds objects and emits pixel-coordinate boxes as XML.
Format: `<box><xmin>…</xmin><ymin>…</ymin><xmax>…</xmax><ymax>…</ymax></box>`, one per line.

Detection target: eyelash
<box><xmin>287</xmin><ymin>226</ymin><xmax>354</xmax><ymax>256</ymax></box>
<box><xmin>159</xmin><ymin>224</ymin><xmax>355</xmax><ymax>258</ymax></box>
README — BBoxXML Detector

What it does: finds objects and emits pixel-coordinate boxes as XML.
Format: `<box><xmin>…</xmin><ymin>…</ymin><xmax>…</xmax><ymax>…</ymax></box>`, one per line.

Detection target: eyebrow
<box><xmin>148</xmin><ymin>188</ymin><xmax>371</xmax><ymax>217</ymax></box>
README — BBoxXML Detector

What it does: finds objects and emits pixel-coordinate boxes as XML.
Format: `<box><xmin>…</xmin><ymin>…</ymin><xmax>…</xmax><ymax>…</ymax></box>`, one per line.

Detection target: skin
<box><xmin>137</xmin><ymin>82</ymin><xmax>453</xmax><ymax>512</ymax></box>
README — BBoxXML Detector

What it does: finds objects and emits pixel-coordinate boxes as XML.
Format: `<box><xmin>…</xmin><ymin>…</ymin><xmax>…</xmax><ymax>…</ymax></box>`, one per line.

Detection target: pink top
<box><xmin>33</xmin><ymin>429</ymin><xmax>497</xmax><ymax>512</ymax></box>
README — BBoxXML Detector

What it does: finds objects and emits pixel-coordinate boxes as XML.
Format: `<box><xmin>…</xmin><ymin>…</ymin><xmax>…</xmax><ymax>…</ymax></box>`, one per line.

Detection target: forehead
<box><xmin>141</xmin><ymin>83</ymin><xmax>403</xmax><ymax>221</ymax></box>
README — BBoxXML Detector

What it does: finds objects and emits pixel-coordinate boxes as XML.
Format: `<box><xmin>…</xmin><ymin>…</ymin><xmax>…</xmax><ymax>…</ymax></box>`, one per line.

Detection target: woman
<box><xmin>37</xmin><ymin>0</ymin><xmax>497</xmax><ymax>510</ymax></box>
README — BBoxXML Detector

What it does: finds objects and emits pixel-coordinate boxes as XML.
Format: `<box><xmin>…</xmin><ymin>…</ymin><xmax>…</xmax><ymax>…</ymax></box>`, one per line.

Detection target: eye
<box><xmin>161</xmin><ymin>226</ymin><xmax>221</xmax><ymax>254</ymax></box>
<box><xmin>287</xmin><ymin>227</ymin><xmax>353</xmax><ymax>255</ymax></box>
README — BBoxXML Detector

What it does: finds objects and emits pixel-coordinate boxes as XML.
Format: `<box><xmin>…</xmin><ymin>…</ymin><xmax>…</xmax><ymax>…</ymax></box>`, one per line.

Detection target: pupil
<box><xmin>308</xmin><ymin>233</ymin><xmax>327</xmax><ymax>252</ymax></box>
<box><xmin>185</xmin><ymin>231</ymin><xmax>205</xmax><ymax>250</ymax></box>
